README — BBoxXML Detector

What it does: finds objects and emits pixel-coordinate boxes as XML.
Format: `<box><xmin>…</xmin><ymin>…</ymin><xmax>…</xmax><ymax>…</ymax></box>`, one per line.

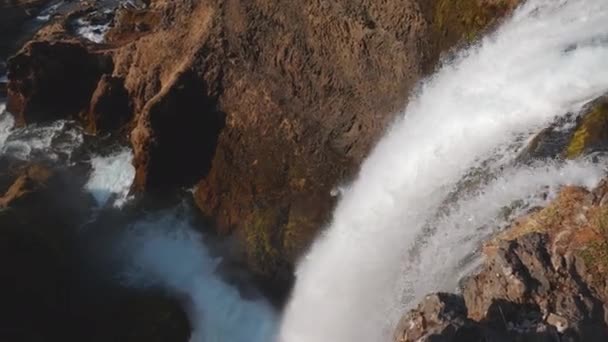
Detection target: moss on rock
<box><xmin>244</xmin><ymin>207</ymin><xmax>282</xmax><ymax>276</ymax></box>
<box><xmin>565</xmin><ymin>101</ymin><xmax>608</xmax><ymax>159</ymax></box>
<box><xmin>434</xmin><ymin>0</ymin><xmax>513</xmax><ymax>42</ymax></box>
<box><xmin>423</xmin><ymin>0</ymin><xmax>519</xmax><ymax>70</ymax></box>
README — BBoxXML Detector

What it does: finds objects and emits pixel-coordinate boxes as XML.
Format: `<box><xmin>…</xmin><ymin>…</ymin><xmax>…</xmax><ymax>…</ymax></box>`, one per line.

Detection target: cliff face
<box><xmin>5</xmin><ymin>0</ymin><xmax>519</xmax><ymax>286</ymax></box>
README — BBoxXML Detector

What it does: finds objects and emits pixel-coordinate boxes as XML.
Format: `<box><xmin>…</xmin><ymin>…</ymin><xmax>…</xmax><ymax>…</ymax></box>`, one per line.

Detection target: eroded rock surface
<box><xmin>6</xmin><ymin>0</ymin><xmax>520</xmax><ymax>287</ymax></box>
<box><xmin>395</xmin><ymin>182</ymin><xmax>608</xmax><ymax>342</ymax></box>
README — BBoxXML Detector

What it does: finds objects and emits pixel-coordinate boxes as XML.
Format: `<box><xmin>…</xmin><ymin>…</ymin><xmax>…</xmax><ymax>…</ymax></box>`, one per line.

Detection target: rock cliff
<box><xmin>5</xmin><ymin>0</ymin><xmax>519</xmax><ymax>289</ymax></box>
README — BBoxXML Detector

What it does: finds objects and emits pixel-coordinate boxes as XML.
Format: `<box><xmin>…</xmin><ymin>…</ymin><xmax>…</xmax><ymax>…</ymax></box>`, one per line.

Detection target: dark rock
<box><xmin>0</xmin><ymin>163</ymin><xmax>191</xmax><ymax>342</ymax></box>
<box><xmin>84</xmin><ymin>74</ymin><xmax>133</xmax><ymax>134</ymax></box>
<box><xmin>7</xmin><ymin>40</ymin><xmax>112</xmax><ymax>126</ymax></box>
<box><xmin>6</xmin><ymin>0</ymin><xmax>522</xmax><ymax>289</ymax></box>
<box><xmin>396</xmin><ymin>232</ymin><xmax>608</xmax><ymax>341</ymax></box>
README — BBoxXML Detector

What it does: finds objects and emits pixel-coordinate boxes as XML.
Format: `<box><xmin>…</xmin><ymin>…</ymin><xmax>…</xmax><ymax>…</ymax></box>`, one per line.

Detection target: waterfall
<box><xmin>116</xmin><ymin>209</ymin><xmax>278</xmax><ymax>342</ymax></box>
<box><xmin>85</xmin><ymin>148</ymin><xmax>136</xmax><ymax>208</ymax></box>
<box><xmin>279</xmin><ymin>1</ymin><xmax>608</xmax><ymax>341</ymax></box>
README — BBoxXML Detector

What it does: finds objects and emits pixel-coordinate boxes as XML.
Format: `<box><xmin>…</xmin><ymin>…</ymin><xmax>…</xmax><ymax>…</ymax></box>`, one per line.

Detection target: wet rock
<box><xmin>394</xmin><ymin>293</ymin><xmax>473</xmax><ymax>342</ymax></box>
<box><xmin>419</xmin><ymin>0</ymin><xmax>520</xmax><ymax>72</ymax></box>
<box><xmin>7</xmin><ymin>40</ymin><xmax>112</xmax><ymax>125</ymax></box>
<box><xmin>396</xmin><ymin>179</ymin><xmax>608</xmax><ymax>342</ymax></box>
<box><xmin>6</xmin><ymin>0</ymin><xmax>522</xmax><ymax>288</ymax></box>
<box><xmin>0</xmin><ymin>163</ymin><xmax>52</xmax><ymax>207</ymax></box>
<box><xmin>564</xmin><ymin>98</ymin><xmax>608</xmax><ymax>159</ymax></box>
<box><xmin>84</xmin><ymin>74</ymin><xmax>133</xmax><ymax>134</ymax></box>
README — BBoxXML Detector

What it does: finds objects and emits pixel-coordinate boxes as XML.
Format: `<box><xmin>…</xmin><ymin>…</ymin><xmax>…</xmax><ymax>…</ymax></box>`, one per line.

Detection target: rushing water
<box><xmin>116</xmin><ymin>209</ymin><xmax>278</xmax><ymax>342</ymax></box>
<box><xmin>0</xmin><ymin>107</ymin><xmax>83</xmax><ymax>162</ymax></box>
<box><xmin>85</xmin><ymin>148</ymin><xmax>136</xmax><ymax>207</ymax></box>
<box><xmin>3</xmin><ymin>0</ymin><xmax>608</xmax><ymax>341</ymax></box>
<box><xmin>79</xmin><ymin>148</ymin><xmax>277</xmax><ymax>341</ymax></box>
<box><xmin>279</xmin><ymin>1</ymin><xmax>608</xmax><ymax>341</ymax></box>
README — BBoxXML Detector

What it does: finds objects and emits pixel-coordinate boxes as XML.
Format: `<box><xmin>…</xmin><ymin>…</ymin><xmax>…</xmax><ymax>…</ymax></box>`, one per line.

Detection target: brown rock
<box><xmin>84</xmin><ymin>74</ymin><xmax>133</xmax><ymax>134</ymax></box>
<box><xmin>396</xmin><ymin>176</ymin><xmax>608</xmax><ymax>342</ymax></box>
<box><xmin>7</xmin><ymin>40</ymin><xmax>112</xmax><ymax>125</ymax></box>
<box><xmin>6</xmin><ymin>0</ymin><xmax>521</xmax><ymax>286</ymax></box>
<box><xmin>0</xmin><ymin>163</ymin><xmax>52</xmax><ymax>208</ymax></box>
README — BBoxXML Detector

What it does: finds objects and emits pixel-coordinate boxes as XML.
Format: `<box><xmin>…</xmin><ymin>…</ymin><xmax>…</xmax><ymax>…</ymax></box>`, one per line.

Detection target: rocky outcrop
<box><xmin>6</xmin><ymin>0</ymin><xmax>520</xmax><ymax>287</ymax></box>
<box><xmin>84</xmin><ymin>74</ymin><xmax>133</xmax><ymax>134</ymax></box>
<box><xmin>0</xmin><ymin>163</ymin><xmax>52</xmax><ymax>207</ymax></box>
<box><xmin>564</xmin><ymin>99</ymin><xmax>608</xmax><ymax>159</ymax></box>
<box><xmin>7</xmin><ymin>40</ymin><xmax>113</xmax><ymax>125</ymax></box>
<box><xmin>395</xmin><ymin>182</ymin><xmax>608</xmax><ymax>341</ymax></box>
<box><xmin>520</xmin><ymin>98</ymin><xmax>608</xmax><ymax>161</ymax></box>
<box><xmin>418</xmin><ymin>0</ymin><xmax>520</xmax><ymax>71</ymax></box>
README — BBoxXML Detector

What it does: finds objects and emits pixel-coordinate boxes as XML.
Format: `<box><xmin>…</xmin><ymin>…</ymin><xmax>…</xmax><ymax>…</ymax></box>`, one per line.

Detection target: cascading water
<box><xmin>85</xmin><ymin>148</ymin><xmax>136</xmax><ymax>207</ymax></box>
<box><xmin>0</xmin><ymin>105</ymin><xmax>83</xmax><ymax>161</ymax></box>
<box><xmin>116</xmin><ymin>209</ymin><xmax>278</xmax><ymax>342</ymax></box>
<box><xmin>279</xmin><ymin>1</ymin><xmax>608</xmax><ymax>341</ymax></box>
<box><xmin>73</xmin><ymin>120</ymin><xmax>277</xmax><ymax>342</ymax></box>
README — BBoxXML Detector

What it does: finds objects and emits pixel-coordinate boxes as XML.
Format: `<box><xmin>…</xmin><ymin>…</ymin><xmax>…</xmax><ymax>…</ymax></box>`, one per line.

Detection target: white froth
<box><xmin>280</xmin><ymin>1</ymin><xmax>608</xmax><ymax>341</ymax></box>
<box><xmin>85</xmin><ymin>148</ymin><xmax>136</xmax><ymax>207</ymax></box>
<box><xmin>75</xmin><ymin>19</ymin><xmax>110</xmax><ymax>44</ymax></box>
<box><xmin>119</xmin><ymin>210</ymin><xmax>278</xmax><ymax>342</ymax></box>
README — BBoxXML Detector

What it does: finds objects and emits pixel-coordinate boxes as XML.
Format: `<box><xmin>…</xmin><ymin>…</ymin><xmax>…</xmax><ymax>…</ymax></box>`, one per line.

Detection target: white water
<box><xmin>118</xmin><ymin>209</ymin><xmax>278</xmax><ymax>342</ymax></box>
<box><xmin>74</xmin><ymin>18</ymin><xmax>110</xmax><ymax>44</ymax></box>
<box><xmin>85</xmin><ymin>148</ymin><xmax>136</xmax><ymax>207</ymax></box>
<box><xmin>0</xmin><ymin>108</ymin><xmax>83</xmax><ymax>161</ymax></box>
<box><xmin>0</xmin><ymin>104</ymin><xmax>12</xmax><ymax>148</ymax></box>
<box><xmin>400</xmin><ymin>158</ymin><xmax>606</xmax><ymax>302</ymax></box>
<box><xmin>280</xmin><ymin>1</ymin><xmax>608</xmax><ymax>341</ymax></box>
<box><xmin>36</xmin><ymin>1</ymin><xmax>64</xmax><ymax>21</ymax></box>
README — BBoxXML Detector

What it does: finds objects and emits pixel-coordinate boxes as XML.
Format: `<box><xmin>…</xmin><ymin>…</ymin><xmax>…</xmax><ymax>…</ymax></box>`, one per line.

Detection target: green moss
<box><xmin>244</xmin><ymin>208</ymin><xmax>281</xmax><ymax>275</ymax></box>
<box><xmin>566</xmin><ymin>102</ymin><xmax>608</xmax><ymax>159</ymax></box>
<box><xmin>282</xmin><ymin>212</ymin><xmax>314</xmax><ymax>261</ymax></box>
<box><xmin>579</xmin><ymin>240</ymin><xmax>608</xmax><ymax>286</ymax></box>
<box><xmin>433</xmin><ymin>0</ymin><xmax>514</xmax><ymax>44</ymax></box>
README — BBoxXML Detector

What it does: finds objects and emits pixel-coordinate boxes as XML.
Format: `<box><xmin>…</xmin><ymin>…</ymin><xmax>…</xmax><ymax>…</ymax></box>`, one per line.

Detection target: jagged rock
<box><xmin>84</xmin><ymin>74</ymin><xmax>133</xmax><ymax>134</ymax></box>
<box><xmin>394</xmin><ymin>293</ymin><xmax>473</xmax><ymax>342</ymax></box>
<box><xmin>396</xmin><ymin>180</ymin><xmax>608</xmax><ymax>342</ymax></box>
<box><xmin>6</xmin><ymin>0</ymin><xmax>521</xmax><ymax>287</ymax></box>
<box><xmin>7</xmin><ymin>40</ymin><xmax>112</xmax><ymax>125</ymax></box>
<box><xmin>0</xmin><ymin>163</ymin><xmax>52</xmax><ymax>207</ymax></box>
<box><xmin>519</xmin><ymin>98</ymin><xmax>608</xmax><ymax>161</ymax></box>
